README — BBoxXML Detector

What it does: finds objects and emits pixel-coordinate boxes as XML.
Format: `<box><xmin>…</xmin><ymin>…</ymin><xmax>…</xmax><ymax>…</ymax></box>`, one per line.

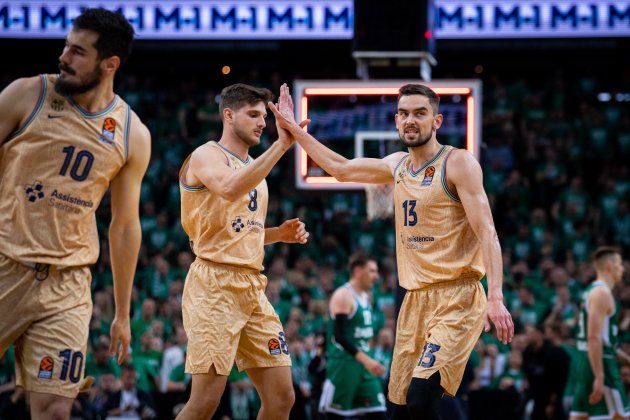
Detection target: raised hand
<box><xmin>270</xmin><ymin>83</ymin><xmax>309</xmax><ymax>133</ymax></box>
<box><xmin>278</xmin><ymin>83</ymin><xmax>296</xmax><ymax>122</ymax></box>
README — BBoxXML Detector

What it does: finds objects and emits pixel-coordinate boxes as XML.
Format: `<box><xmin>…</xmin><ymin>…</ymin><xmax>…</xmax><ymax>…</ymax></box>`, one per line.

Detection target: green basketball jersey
<box><xmin>576</xmin><ymin>280</ymin><xmax>619</xmax><ymax>358</ymax></box>
<box><xmin>327</xmin><ymin>283</ymin><xmax>374</xmax><ymax>360</ymax></box>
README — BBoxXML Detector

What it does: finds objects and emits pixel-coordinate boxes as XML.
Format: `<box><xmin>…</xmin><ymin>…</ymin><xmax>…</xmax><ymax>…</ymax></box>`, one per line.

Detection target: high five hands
<box><xmin>269</xmin><ymin>83</ymin><xmax>309</xmax><ymax>133</ymax></box>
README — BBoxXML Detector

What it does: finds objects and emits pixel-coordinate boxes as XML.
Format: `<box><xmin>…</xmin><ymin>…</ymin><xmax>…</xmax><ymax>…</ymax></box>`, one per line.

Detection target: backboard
<box><xmin>293</xmin><ymin>79</ymin><xmax>482</xmax><ymax>189</ymax></box>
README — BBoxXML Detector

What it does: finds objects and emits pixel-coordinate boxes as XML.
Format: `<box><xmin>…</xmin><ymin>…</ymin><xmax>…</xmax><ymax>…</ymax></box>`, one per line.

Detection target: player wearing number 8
<box><xmin>270</xmin><ymin>83</ymin><xmax>514</xmax><ymax>419</ymax></box>
<box><xmin>0</xmin><ymin>8</ymin><xmax>151</xmax><ymax>419</ymax></box>
<box><xmin>177</xmin><ymin>83</ymin><xmax>310</xmax><ymax>419</ymax></box>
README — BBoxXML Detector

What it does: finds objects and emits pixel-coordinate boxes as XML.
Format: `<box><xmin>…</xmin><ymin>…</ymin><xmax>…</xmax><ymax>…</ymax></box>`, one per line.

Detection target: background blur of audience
<box><xmin>1</xmin><ymin>47</ymin><xmax>629</xmax><ymax>420</ymax></box>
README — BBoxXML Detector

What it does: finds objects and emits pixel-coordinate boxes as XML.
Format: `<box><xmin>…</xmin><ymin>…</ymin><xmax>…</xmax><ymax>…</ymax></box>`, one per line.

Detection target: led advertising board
<box><xmin>0</xmin><ymin>1</ymin><xmax>627</xmax><ymax>39</ymax></box>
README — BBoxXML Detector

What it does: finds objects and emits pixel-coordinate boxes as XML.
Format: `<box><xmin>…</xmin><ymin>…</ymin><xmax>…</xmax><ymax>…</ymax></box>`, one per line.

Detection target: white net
<box><xmin>365</xmin><ymin>183</ymin><xmax>395</xmax><ymax>221</ymax></box>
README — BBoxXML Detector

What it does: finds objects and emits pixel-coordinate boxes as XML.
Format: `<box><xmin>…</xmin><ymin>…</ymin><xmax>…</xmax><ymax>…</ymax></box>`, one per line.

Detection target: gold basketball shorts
<box><xmin>0</xmin><ymin>253</ymin><xmax>92</xmax><ymax>398</ymax></box>
<box><xmin>182</xmin><ymin>258</ymin><xmax>291</xmax><ymax>376</ymax></box>
<box><xmin>388</xmin><ymin>277</ymin><xmax>486</xmax><ymax>404</ymax></box>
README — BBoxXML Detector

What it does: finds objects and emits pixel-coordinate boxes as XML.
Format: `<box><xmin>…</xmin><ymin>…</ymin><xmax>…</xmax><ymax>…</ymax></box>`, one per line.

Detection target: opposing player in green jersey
<box><xmin>319</xmin><ymin>253</ymin><xmax>387</xmax><ymax>419</ymax></box>
<box><xmin>570</xmin><ymin>247</ymin><xmax>629</xmax><ymax>420</ymax></box>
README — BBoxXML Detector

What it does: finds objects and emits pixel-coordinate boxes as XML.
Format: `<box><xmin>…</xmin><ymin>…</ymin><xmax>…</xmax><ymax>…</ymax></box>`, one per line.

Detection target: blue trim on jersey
<box><xmin>8</xmin><ymin>74</ymin><xmax>47</xmax><ymax>140</ymax></box>
<box><xmin>409</xmin><ymin>145</ymin><xmax>446</xmax><ymax>177</ymax></box>
<box><xmin>394</xmin><ymin>154</ymin><xmax>409</xmax><ymax>173</ymax></box>
<box><xmin>180</xmin><ymin>182</ymin><xmax>206</xmax><ymax>192</ymax></box>
<box><xmin>123</xmin><ymin>104</ymin><xmax>131</xmax><ymax>160</ymax></box>
<box><xmin>68</xmin><ymin>94</ymin><xmax>119</xmax><ymax>119</ymax></box>
<box><xmin>178</xmin><ymin>155</ymin><xmax>206</xmax><ymax>191</ymax></box>
<box><xmin>441</xmin><ymin>149</ymin><xmax>461</xmax><ymax>202</ymax></box>
<box><xmin>217</xmin><ymin>143</ymin><xmax>251</xmax><ymax>165</ymax></box>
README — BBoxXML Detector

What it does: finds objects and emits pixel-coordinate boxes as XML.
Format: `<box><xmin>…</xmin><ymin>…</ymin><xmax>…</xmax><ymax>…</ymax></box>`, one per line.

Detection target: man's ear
<box><xmin>102</xmin><ymin>56</ymin><xmax>120</xmax><ymax>75</ymax></box>
<box><xmin>433</xmin><ymin>114</ymin><xmax>443</xmax><ymax>129</ymax></box>
<box><xmin>223</xmin><ymin>108</ymin><xmax>233</xmax><ymax>123</ymax></box>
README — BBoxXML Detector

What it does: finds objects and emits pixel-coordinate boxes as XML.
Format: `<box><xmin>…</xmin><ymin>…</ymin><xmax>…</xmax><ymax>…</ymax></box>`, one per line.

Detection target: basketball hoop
<box><xmin>365</xmin><ymin>183</ymin><xmax>395</xmax><ymax>221</ymax></box>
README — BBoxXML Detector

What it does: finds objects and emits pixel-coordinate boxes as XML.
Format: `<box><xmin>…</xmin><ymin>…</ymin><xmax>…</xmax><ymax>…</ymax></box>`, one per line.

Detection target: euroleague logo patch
<box><xmin>421</xmin><ymin>166</ymin><xmax>435</xmax><ymax>187</ymax></box>
<box><xmin>99</xmin><ymin>117</ymin><xmax>116</xmax><ymax>145</ymax></box>
<box><xmin>268</xmin><ymin>338</ymin><xmax>281</xmax><ymax>355</ymax></box>
<box><xmin>268</xmin><ymin>332</ymin><xmax>289</xmax><ymax>355</ymax></box>
<box><xmin>38</xmin><ymin>356</ymin><xmax>54</xmax><ymax>379</ymax></box>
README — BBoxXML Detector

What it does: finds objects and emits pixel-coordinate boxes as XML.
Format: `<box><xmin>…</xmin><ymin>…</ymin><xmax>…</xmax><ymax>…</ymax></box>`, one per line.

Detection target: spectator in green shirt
<box><xmin>131</xmin><ymin>331</ymin><xmax>162</xmax><ymax>394</ymax></box>
<box><xmin>101</xmin><ymin>364</ymin><xmax>157</xmax><ymax>419</ymax></box>
<box><xmin>131</xmin><ymin>298</ymin><xmax>157</xmax><ymax>351</ymax></box>
<box><xmin>492</xmin><ymin>350</ymin><xmax>525</xmax><ymax>393</ymax></box>
<box><xmin>168</xmin><ymin>359</ymin><xmax>191</xmax><ymax>393</ymax></box>
<box><xmin>85</xmin><ymin>340</ymin><xmax>122</xmax><ymax>386</ymax></box>
<box><xmin>513</xmin><ymin>286</ymin><xmax>549</xmax><ymax>328</ymax></box>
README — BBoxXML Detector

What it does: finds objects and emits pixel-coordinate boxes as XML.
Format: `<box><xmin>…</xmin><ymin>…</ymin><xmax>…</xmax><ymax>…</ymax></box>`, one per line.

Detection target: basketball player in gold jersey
<box><xmin>176</xmin><ymin>84</ymin><xmax>309</xmax><ymax>420</ymax></box>
<box><xmin>271</xmin><ymin>83</ymin><xmax>514</xmax><ymax>419</ymax></box>
<box><xmin>0</xmin><ymin>8</ymin><xmax>150</xmax><ymax>419</ymax></box>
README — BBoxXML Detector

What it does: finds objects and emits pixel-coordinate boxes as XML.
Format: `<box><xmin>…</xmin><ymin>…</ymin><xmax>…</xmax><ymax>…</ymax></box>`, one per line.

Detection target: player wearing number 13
<box><xmin>0</xmin><ymin>8</ymin><xmax>150</xmax><ymax>419</ymax></box>
<box><xmin>270</xmin><ymin>83</ymin><xmax>514</xmax><ymax>419</ymax></box>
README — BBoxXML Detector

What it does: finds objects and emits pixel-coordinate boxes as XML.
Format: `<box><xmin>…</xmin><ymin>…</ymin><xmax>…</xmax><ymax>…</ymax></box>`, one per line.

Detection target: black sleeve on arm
<box><xmin>333</xmin><ymin>314</ymin><xmax>359</xmax><ymax>357</ymax></box>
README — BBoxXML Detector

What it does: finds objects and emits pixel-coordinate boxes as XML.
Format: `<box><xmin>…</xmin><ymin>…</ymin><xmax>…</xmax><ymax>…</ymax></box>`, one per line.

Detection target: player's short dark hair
<box><xmin>348</xmin><ymin>252</ymin><xmax>377</xmax><ymax>273</ymax></box>
<box><xmin>219</xmin><ymin>84</ymin><xmax>274</xmax><ymax>117</ymax></box>
<box><xmin>398</xmin><ymin>84</ymin><xmax>440</xmax><ymax>115</ymax></box>
<box><xmin>592</xmin><ymin>246</ymin><xmax>620</xmax><ymax>268</ymax></box>
<box><xmin>73</xmin><ymin>8</ymin><xmax>135</xmax><ymax>65</ymax></box>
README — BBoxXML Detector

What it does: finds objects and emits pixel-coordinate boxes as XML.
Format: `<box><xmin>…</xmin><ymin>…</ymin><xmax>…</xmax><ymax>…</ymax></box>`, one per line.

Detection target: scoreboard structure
<box><xmin>293</xmin><ymin>80</ymin><xmax>482</xmax><ymax>190</ymax></box>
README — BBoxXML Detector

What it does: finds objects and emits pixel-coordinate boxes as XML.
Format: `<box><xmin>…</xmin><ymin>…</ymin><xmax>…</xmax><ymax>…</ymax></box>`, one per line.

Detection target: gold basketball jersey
<box><xmin>179</xmin><ymin>142</ymin><xmax>268</xmax><ymax>271</ymax></box>
<box><xmin>0</xmin><ymin>74</ymin><xmax>130</xmax><ymax>267</ymax></box>
<box><xmin>394</xmin><ymin>145</ymin><xmax>484</xmax><ymax>290</ymax></box>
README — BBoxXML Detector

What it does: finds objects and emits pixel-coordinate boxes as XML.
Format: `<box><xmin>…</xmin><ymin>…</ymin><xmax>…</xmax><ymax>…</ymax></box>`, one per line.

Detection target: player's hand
<box><xmin>484</xmin><ymin>299</ymin><xmax>514</xmax><ymax>345</ymax></box>
<box><xmin>110</xmin><ymin>315</ymin><xmax>131</xmax><ymax>364</ymax></box>
<box><xmin>270</xmin><ymin>83</ymin><xmax>296</xmax><ymax>134</ymax></box>
<box><xmin>589</xmin><ymin>377</ymin><xmax>604</xmax><ymax>404</ymax></box>
<box><xmin>363</xmin><ymin>357</ymin><xmax>386</xmax><ymax>377</ymax></box>
<box><xmin>269</xmin><ymin>84</ymin><xmax>309</xmax><ymax>133</ymax></box>
<box><xmin>276</xmin><ymin>124</ymin><xmax>295</xmax><ymax>148</ymax></box>
<box><xmin>270</xmin><ymin>102</ymin><xmax>309</xmax><ymax>134</ymax></box>
<box><xmin>279</xmin><ymin>83</ymin><xmax>295</xmax><ymax>118</ymax></box>
<box><xmin>277</xmin><ymin>218</ymin><xmax>309</xmax><ymax>244</ymax></box>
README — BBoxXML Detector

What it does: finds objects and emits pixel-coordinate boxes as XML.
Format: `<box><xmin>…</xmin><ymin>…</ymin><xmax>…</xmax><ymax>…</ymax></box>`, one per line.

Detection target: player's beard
<box><xmin>234</xmin><ymin>124</ymin><xmax>261</xmax><ymax>147</ymax></box>
<box><xmin>399</xmin><ymin>129</ymin><xmax>432</xmax><ymax>148</ymax></box>
<box><xmin>55</xmin><ymin>62</ymin><xmax>102</xmax><ymax>95</ymax></box>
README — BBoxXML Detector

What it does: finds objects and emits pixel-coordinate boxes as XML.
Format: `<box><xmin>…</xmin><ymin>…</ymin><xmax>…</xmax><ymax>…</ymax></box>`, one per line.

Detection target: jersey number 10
<box><xmin>60</xmin><ymin>146</ymin><xmax>94</xmax><ymax>182</ymax></box>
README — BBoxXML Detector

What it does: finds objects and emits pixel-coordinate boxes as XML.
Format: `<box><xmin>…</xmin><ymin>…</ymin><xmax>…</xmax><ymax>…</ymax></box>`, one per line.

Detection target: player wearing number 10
<box><xmin>0</xmin><ymin>8</ymin><xmax>150</xmax><ymax>419</ymax></box>
<box><xmin>271</xmin><ymin>83</ymin><xmax>514</xmax><ymax>419</ymax></box>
